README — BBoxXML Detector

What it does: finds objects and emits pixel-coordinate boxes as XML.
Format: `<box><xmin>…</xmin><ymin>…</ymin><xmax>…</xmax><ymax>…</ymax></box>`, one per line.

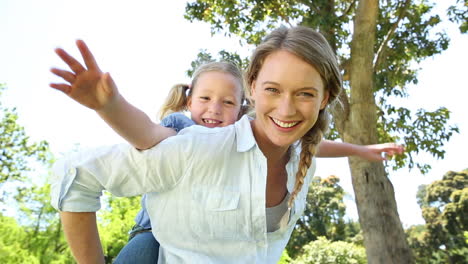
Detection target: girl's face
<box><xmin>187</xmin><ymin>71</ymin><xmax>243</xmax><ymax>128</ymax></box>
<box><xmin>250</xmin><ymin>50</ymin><xmax>329</xmax><ymax>150</ymax></box>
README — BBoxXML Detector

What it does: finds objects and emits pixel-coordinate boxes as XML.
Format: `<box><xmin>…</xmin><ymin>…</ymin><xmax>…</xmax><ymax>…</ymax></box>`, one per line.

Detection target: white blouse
<box><xmin>50</xmin><ymin>115</ymin><xmax>317</xmax><ymax>264</ymax></box>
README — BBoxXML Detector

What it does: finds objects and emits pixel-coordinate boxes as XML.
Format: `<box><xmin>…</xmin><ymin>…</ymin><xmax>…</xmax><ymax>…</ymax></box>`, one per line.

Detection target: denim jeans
<box><xmin>113</xmin><ymin>231</ymin><xmax>160</xmax><ymax>263</ymax></box>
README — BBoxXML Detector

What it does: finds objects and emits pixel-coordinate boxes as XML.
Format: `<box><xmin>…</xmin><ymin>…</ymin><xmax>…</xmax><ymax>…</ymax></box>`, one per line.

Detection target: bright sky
<box><xmin>1</xmin><ymin>0</ymin><xmax>466</xmax><ymax>227</ymax></box>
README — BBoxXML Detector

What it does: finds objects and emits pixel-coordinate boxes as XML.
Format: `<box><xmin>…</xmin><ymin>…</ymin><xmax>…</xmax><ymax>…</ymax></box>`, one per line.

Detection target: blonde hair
<box><xmin>158</xmin><ymin>61</ymin><xmax>248</xmax><ymax>120</ymax></box>
<box><xmin>246</xmin><ymin>26</ymin><xmax>342</xmax><ymax>208</ymax></box>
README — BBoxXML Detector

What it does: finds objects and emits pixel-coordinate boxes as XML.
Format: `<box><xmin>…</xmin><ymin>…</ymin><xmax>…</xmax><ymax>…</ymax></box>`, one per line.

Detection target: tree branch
<box><xmin>339</xmin><ymin>0</ymin><xmax>357</xmax><ymax>19</ymax></box>
<box><xmin>298</xmin><ymin>218</ymin><xmax>317</xmax><ymax>241</ymax></box>
<box><xmin>374</xmin><ymin>0</ymin><xmax>411</xmax><ymax>71</ymax></box>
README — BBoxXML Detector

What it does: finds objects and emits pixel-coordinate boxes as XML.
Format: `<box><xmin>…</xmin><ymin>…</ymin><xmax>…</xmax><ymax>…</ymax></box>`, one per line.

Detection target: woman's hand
<box><xmin>50</xmin><ymin>40</ymin><xmax>119</xmax><ymax>111</ymax></box>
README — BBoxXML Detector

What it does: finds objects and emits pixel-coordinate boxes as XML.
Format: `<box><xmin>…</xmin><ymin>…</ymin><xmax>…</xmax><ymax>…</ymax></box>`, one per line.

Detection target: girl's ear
<box><xmin>320</xmin><ymin>90</ymin><xmax>330</xmax><ymax>110</ymax></box>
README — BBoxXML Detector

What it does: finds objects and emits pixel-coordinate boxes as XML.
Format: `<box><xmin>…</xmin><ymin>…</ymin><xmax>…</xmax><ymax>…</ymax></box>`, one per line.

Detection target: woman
<box><xmin>52</xmin><ymin>26</ymin><xmax>373</xmax><ymax>263</ymax></box>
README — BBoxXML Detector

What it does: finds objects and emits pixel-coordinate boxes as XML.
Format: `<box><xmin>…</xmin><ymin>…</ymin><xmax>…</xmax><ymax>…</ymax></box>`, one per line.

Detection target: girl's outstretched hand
<box><xmin>360</xmin><ymin>143</ymin><xmax>405</xmax><ymax>161</ymax></box>
<box><xmin>50</xmin><ymin>40</ymin><xmax>118</xmax><ymax>111</ymax></box>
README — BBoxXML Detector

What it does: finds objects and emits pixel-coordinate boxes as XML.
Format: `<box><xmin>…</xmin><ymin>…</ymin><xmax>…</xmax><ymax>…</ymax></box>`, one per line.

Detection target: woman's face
<box><xmin>250</xmin><ymin>50</ymin><xmax>329</xmax><ymax>150</ymax></box>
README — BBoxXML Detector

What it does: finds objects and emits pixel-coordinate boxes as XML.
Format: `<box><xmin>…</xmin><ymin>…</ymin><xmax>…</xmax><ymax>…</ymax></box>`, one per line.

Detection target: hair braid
<box><xmin>288</xmin><ymin>110</ymin><xmax>330</xmax><ymax>208</ymax></box>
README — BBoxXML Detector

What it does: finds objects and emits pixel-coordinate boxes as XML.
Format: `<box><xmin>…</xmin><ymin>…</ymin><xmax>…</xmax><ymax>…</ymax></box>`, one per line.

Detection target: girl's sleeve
<box><xmin>160</xmin><ymin>113</ymin><xmax>196</xmax><ymax>133</ymax></box>
<box><xmin>51</xmin><ymin>135</ymin><xmax>193</xmax><ymax>212</ymax></box>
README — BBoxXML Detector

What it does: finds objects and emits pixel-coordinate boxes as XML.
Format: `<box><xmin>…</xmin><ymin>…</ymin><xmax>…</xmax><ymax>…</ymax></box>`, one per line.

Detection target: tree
<box><xmin>292</xmin><ymin>236</ymin><xmax>367</xmax><ymax>264</ymax></box>
<box><xmin>0</xmin><ymin>84</ymin><xmax>78</xmax><ymax>263</ymax></box>
<box><xmin>98</xmin><ymin>193</ymin><xmax>141</xmax><ymax>263</ymax></box>
<box><xmin>407</xmin><ymin>169</ymin><xmax>468</xmax><ymax>263</ymax></box>
<box><xmin>287</xmin><ymin>175</ymin><xmax>347</xmax><ymax>258</ymax></box>
<box><xmin>0</xmin><ymin>214</ymin><xmax>40</xmax><ymax>264</ymax></box>
<box><xmin>0</xmin><ymin>84</ymin><xmax>49</xmax><ymax>186</ymax></box>
<box><xmin>14</xmin><ymin>183</ymin><xmax>75</xmax><ymax>264</ymax></box>
<box><xmin>184</xmin><ymin>1</ymin><xmax>466</xmax><ymax>262</ymax></box>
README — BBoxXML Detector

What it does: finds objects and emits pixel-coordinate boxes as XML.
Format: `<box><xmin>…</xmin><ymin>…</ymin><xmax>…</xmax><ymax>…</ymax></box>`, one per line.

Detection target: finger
<box><xmin>54</xmin><ymin>47</ymin><xmax>86</xmax><ymax>74</ymax></box>
<box><xmin>50</xmin><ymin>83</ymin><xmax>72</xmax><ymax>94</ymax></box>
<box><xmin>380</xmin><ymin>152</ymin><xmax>389</xmax><ymax>161</ymax></box>
<box><xmin>50</xmin><ymin>68</ymin><xmax>76</xmax><ymax>84</ymax></box>
<box><xmin>76</xmin><ymin>39</ymin><xmax>101</xmax><ymax>72</ymax></box>
<box><xmin>102</xmin><ymin>72</ymin><xmax>117</xmax><ymax>94</ymax></box>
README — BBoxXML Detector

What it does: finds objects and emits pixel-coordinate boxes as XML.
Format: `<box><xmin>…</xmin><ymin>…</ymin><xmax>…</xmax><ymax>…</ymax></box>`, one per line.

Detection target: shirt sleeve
<box><xmin>50</xmin><ymin>135</ymin><xmax>193</xmax><ymax>212</ymax></box>
<box><xmin>160</xmin><ymin>113</ymin><xmax>195</xmax><ymax>133</ymax></box>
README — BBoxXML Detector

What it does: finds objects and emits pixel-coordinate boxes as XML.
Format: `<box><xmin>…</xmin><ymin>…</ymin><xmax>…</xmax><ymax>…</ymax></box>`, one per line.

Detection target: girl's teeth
<box><xmin>204</xmin><ymin>119</ymin><xmax>219</xmax><ymax>124</ymax></box>
<box><xmin>272</xmin><ymin>118</ymin><xmax>298</xmax><ymax>128</ymax></box>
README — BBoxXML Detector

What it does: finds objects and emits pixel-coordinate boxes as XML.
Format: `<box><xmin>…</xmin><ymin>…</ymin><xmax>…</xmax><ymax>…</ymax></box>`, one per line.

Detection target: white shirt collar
<box><xmin>234</xmin><ymin>115</ymin><xmax>257</xmax><ymax>153</ymax></box>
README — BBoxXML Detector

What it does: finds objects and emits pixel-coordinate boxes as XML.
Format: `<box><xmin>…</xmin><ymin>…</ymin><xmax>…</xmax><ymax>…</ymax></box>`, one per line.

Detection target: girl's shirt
<box><xmin>50</xmin><ymin>115</ymin><xmax>316</xmax><ymax>264</ymax></box>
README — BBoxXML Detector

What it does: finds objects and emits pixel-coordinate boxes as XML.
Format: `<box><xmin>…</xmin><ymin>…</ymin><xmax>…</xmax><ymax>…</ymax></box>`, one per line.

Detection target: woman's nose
<box><xmin>277</xmin><ymin>96</ymin><xmax>296</xmax><ymax>117</ymax></box>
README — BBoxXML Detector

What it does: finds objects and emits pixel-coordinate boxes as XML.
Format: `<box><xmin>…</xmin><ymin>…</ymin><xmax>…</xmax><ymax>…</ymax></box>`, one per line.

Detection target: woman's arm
<box><xmin>60</xmin><ymin>212</ymin><xmax>105</xmax><ymax>264</ymax></box>
<box><xmin>50</xmin><ymin>40</ymin><xmax>176</xmax><ymax>149</ymax></box>
<box><xmin>52</xmin><ymin>141</ymin><xmax>191</xmax><ymax>263</ymax></box>
<box><xmin>316</xmin><ymin>140</ymin><xmax>403</xmax><ymax>161</ymax></box>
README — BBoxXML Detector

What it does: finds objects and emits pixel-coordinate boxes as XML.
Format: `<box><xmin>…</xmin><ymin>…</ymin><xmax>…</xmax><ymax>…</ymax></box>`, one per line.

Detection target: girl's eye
<box><xmin>224</xmin><ymin>100</ymin><xmax>235</xmax><ymax>105</ymax></box>
<box><xmin>200</xmin><ymin>96</ymin><xmax>210</xmax><ymax>101</ymax></box>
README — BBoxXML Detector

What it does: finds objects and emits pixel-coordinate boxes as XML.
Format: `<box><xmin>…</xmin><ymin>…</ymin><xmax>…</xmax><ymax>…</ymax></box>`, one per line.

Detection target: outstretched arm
<box><xmin>50</xmin><ymin>40</ymin><xmax>175</xmax><ymax>149</ymax></box>
<box><xmin>60</xmin><ymin>212</ymin><xmax>105</xmax><ymax>264</ymax></box>
<box><xmin>316</xmin><ymin>140</ymin><xmax>404</xmax><ymax>161</ymax></box>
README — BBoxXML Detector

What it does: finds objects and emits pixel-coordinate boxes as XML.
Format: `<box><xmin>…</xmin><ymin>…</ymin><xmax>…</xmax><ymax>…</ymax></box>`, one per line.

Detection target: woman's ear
<box><xmin>320</xmin><ymin>91</ymin><xmax>330</xmax><ymax>110</ymax></box>
<box><xmin>249</xmin><ymin>82</ymin><xmax>256</xmax><ymax>103</ymax></box>
<box><xmin>187</xmin><ymin>96</ymin><xmax>193</xmax><ymax>111</ymax></box>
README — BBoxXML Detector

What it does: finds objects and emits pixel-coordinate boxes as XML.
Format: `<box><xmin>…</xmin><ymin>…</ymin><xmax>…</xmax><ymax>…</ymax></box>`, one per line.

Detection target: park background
<box><xmin>0</xmin><ymin>0</ymin><xmax>466</xmax><ymax>263</ymax></box>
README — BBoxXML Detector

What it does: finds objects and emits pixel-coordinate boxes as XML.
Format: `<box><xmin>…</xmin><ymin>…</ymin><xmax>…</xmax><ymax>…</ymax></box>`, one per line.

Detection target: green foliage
<box><xmin>379</xmin><ymin>106</ymin><xmax>459</xmax><ymax>174</ymax></box>
<box><xmin>279</xmin><ymin>250</ymin><xmax>292</xmax><ymax>264</ymax></box>
<box><xmin>184</xmin><ymin>0</ymin><xmax>462</xmax><ymax>176</ymax></box>
<box><xmin>0</xmin><ymin>183</ymin><xmax>75</xmax><ymax>263</ymax></box>
<box><xmin>0</xmin><ymin>84</ymin><xmax>73</xmax><ymax>263</ymax></box>
<box><xmin>287</xmin><ymin>175</ymin><xmax>348</xmax><ymax>258</ymax></box>
<box><xmin>448</xmin><ymin>0</ymin><xmax>468</xmax><ymax>33</ymax></box>
<box><xmin>98</xmin><ymin>193</ymin><xmax>142</xmax><ymax>262</ymax></box>
<box><xmin>407</xmin><ymin>169</ymin><xmax>468</xmax><ymax>263</ymax></box>
<box><xmin>0</xmin><ymin>214</ymin><xmax>40</xmax><ymax>264</ymax></box>
<box><xmin>0</xmin><ymin>84</ymin><xmax>50</xmax><ymax>186</ymax></box>
<box><xmin>186</xmin><ymin>49</ymin><xmax>249</xmax><ymax>78</ymax></box>
<box><xmin>291</xmin><ymin>237</ymin><xmax>367</xmax><ymax>264</ymax></box>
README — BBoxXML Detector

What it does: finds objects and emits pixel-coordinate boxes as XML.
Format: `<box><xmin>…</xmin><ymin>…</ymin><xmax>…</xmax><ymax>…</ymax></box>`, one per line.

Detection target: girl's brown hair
<box><xmin>158</xmin><ymin>61</ymin><xmax>248</xmax><ymax>120</ymax></box>
<box><xmin>246</xmin><ymin>26</ymin><xmax>342</xmax><ymax>208</ymax></box>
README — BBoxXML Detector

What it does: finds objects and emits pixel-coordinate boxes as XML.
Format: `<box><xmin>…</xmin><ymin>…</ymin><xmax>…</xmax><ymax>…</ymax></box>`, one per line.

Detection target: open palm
<box><xmin>50</xmin><ymin>40</ymin><xmax>118</xmax><ymax>110</ymax></box>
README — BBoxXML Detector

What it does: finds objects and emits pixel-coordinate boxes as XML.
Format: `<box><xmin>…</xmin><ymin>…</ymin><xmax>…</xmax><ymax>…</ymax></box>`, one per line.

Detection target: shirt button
<box><xmin>67</xmin><ymin>168</ymin><xmax>76</xmax><ymax>176</ymax></box>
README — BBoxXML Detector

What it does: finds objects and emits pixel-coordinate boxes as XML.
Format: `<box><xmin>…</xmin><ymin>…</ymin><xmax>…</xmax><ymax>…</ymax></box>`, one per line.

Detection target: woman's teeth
<box><xmin>272</xmin><ymin>118</ymin><xmax>299</xmax><ymax>128</ymax></box>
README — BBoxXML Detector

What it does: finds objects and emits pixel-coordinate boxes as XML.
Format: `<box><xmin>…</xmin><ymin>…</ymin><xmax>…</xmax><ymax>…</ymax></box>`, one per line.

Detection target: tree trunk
<box><xmin>343</xmin><ymin>0</ymin><xmax>414</xmax><ymax>263</ymax></box>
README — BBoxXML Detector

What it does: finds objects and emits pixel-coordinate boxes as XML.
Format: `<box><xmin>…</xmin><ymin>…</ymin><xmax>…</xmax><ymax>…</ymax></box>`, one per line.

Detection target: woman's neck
<box><xmin>250</xmin><ymin>120</ymin><xmax>290</xmax><ymax>163</ymax></box>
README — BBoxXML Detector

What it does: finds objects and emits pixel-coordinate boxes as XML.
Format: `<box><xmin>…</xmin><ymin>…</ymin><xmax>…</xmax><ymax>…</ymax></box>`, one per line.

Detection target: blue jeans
<box><xmin>113</xmin><ymin>231</ymin><xmax>160</xmax><ymax>263</ymax></box>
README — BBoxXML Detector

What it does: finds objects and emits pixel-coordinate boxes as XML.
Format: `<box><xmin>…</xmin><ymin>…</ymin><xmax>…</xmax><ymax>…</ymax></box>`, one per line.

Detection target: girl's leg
<box><xmin>113</xmin><ymin>232</ymin><xmax>159</xmax><ymax>263</ymax></box>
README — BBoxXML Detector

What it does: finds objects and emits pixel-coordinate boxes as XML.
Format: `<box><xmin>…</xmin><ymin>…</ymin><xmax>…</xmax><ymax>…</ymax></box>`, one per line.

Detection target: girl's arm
<box><xmin>60</xmin><ymin>212</ymin><xmax>105</xmax><ymax>264</ymax></box>
<box><xmin>50</xmin><ymin>40</ymin><xmax>175</xmax><ymax>150</ymax></box>
<box><xmin>316</xmin><ymin>140</ymin><xmax>404</xmax><ymax>161</ymax></box>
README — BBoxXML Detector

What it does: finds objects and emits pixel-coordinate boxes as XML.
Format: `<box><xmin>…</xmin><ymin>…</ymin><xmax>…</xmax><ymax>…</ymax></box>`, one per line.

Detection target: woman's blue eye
<box><xmin>298</xmin><ymin>92</ymin><xmax>314</xmax><ymax>97</ymax></box>
<box><xmin>266</xmin><ymin>87</ymin><xmax>278</xmax><ymax>93</ymax></box>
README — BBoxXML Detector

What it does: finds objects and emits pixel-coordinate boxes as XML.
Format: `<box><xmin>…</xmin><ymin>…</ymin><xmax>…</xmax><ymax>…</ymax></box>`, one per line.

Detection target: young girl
<box><xmin>50</xmin><ymin>31</ymin><xmax>403</xmax><ymax>263</ymax></box>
